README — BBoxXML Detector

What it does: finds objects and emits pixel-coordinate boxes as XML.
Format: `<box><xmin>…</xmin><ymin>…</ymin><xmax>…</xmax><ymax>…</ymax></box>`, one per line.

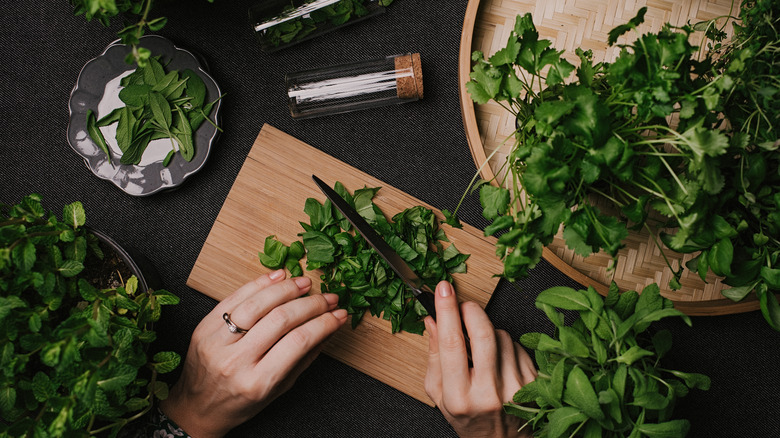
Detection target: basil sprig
<box><xmin>506</xmin><ymin>283</ymin><xmax>710</xmax><ymax>437</ymax></box>
<box><xmin>259</xmin><ymin>182</ymin><xmax>469</xmax><ymax>335</ymax></box>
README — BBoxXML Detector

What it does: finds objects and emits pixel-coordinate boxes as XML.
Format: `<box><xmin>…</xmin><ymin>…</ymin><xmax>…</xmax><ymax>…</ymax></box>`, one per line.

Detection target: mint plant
<box><xmin>0</xmin><ymin>195</ymin><xmax>180</xmax><ymax>436</ymax></box>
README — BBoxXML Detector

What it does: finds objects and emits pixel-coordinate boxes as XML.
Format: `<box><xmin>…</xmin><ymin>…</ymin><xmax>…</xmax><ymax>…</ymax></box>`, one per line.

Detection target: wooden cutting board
<box><xmin>187</xmin><ymin>124</ymin><xmax>503</xmax><ymax>406</ymax></box>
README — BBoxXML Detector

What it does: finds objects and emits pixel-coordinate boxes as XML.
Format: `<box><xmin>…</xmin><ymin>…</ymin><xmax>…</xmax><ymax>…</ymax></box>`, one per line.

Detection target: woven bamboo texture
<box><xmin>459</xmin><ymin>0</ymin><xmax>761</xmax><ymax>315</ymax></box>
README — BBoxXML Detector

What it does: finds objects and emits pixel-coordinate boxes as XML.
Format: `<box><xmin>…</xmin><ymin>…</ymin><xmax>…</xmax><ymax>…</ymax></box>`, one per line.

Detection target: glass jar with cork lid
<box><xmin>285</xmin><ymin>53</ymin><xmax>423</xmax><ymax>119</ymax></box>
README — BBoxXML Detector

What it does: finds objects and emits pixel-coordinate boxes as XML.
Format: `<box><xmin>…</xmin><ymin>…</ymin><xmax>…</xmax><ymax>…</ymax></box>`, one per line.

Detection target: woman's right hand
<box><xmin>424</xmin><ymin>281</ymin><xmax>537</xmax><ymax>438</ymax></box>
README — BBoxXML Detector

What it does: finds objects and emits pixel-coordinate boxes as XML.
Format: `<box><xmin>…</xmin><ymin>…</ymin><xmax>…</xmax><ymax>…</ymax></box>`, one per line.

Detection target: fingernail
<box><xmin>331</xmin><ymin>308</ymin><xmax>348</xmax><ymax>321</ymax></box>
<box><xmin>437</xmin><ymin>281</ymin><xmax>452</xmax><ymax>298</ymax></box>
<box><xmin>322</xmin><ymin>293</ymin><xmax>339</xmax><ymax>308</ymax></box>
<box><xmin>269</xmin><ymin>269</ymin><xmax>285</xmax><ymax>281</ymax></box>
<box><xmin>294</xmin><ymin>276</ymin><xmax>311</xmax><ymax>289</ymax></box>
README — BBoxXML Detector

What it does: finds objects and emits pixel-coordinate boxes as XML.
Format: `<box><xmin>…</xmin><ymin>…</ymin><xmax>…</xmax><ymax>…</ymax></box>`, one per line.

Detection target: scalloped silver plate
<box><xmin>67</xmin><ymin>35</ymin><xmax>222</xmax><ymax>196</ymax></box>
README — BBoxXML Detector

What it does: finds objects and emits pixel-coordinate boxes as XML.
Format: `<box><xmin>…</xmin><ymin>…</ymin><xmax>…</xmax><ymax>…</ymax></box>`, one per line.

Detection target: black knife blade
<box><xmin>311</xmin><ymin>175</ymin><xmax>437</xmax><ymax>319</ymax></box>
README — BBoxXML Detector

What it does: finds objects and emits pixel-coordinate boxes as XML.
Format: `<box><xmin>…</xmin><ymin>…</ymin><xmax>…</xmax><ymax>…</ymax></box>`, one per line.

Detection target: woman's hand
<box><xmin>424</xmin><ymin>281</ymin><xmax>537</xmax><ymax>438</ymax></box>
<box><xmin>159</xmin><ymin>270</ymin><xmax>347</xmax><ymax>438</ymax></box>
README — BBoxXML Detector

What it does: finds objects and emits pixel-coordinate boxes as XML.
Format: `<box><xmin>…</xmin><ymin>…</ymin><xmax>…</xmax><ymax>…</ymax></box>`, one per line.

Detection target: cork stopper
<box><xmin>394</xmin><ymin>53</ymin><xmax>423</xmax><ymax>100</ymax></box>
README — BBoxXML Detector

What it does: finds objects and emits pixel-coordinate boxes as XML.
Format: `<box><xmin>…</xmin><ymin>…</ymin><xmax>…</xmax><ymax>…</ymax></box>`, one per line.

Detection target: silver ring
<box><xmin>223</xmin><ymin>313</ymin><xmax>249</xmax><ymax>334</ymax></box>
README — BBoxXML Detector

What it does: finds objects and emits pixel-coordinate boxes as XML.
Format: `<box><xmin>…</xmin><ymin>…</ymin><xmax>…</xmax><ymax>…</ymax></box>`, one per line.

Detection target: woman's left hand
<box><xmin>159</xmin><ymin>270</ymin><xmax>347</xmax><ymax>438</ymax></box>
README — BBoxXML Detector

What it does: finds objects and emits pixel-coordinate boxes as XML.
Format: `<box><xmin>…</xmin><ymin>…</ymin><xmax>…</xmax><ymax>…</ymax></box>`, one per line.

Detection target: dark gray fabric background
<box><xmin>2</xmin><ymin>1</ymin><xmax>778</xmax><ymax>436</ymax></box>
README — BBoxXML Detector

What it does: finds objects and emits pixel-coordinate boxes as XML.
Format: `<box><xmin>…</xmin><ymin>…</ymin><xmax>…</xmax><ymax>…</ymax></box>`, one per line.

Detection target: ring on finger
<box><xmin>223</xmin><ymin>312</ymin><xmax>249</xmax><ymax>334</ymax></box>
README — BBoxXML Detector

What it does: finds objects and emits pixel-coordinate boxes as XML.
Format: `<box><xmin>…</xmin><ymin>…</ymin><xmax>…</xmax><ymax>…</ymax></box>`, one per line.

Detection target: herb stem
<box><xmin>0</xmin><ymin>218</ymin><xmax>26</xmax><ymax>227</ymax></box>
<box><xmin>647</xmin><ymin>144</ymin><xmax>689</xmax><ymax>196</ymax></box>
<box><xmin>568</xmin><ymin>419</ymin><xmax>588</xmax><ymax>438</ymax></box>
<box><xmin>588</xmin><ymin>186</ymin><xmax>624</xmax><ymax>208</ymax></box>
<box><xmin>643</xmin><ymin>222</ymin><xmax>679</xmax><ymax>277</ymax></box>
<box><xmin>8</xmin><ymin>231</ymin><xmax>63</xmax><ymax>251</ymax></box>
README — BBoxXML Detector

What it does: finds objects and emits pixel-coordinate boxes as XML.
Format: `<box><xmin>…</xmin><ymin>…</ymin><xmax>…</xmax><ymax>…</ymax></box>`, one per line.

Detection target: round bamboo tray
<box><xmin>458</xmin><ymin>0</ymin><xmax>760</xmax><ymax>316</ymax></box>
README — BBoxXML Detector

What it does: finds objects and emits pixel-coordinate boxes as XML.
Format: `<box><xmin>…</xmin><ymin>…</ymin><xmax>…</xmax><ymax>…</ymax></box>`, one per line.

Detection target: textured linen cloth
<box><xmin>1</xmin><ymin>1</ymin><xmax>778</xmax><ymax>436</ymax></box>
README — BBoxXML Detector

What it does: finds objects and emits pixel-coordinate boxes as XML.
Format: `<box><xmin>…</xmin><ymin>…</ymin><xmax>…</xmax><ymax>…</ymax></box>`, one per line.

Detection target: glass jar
<box><xmin>286</xmin><ymin>52</ymin><xmax>423</xmax><ymax>119</ymax></box>
<box><xmin>249</xmin><ymin>0</ymin><xmax>387</xmax><ymax>53</ymax></box>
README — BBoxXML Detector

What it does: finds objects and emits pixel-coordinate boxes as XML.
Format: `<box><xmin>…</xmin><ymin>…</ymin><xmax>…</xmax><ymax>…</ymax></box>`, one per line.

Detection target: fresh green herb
<box><xmin>506</xmin><ymin>283</ymin><xmax>710</xmax><ymax>437</ymax></box>
<box><xmin>258</xmin><ymin>0</ymin><xmax>392</xmax><ymax>49</ymax></box>
<box><xmin>258</xmin><ymin>182</ymin><xmax>468</xmax><ymax>334</ymax></box>
<box><xmin>455</xmin><ymin>1</ymin><xmax>780</xmax><ymax>329</ymax></box>
<box><xmin>88</xmin><ymin>56</ymin><xmax>223</xmax><ymax>166</ymax></box>
<box><xmin>0</xmin><ymin>194</ymin><xmax>180</xmax><ymax>436</ymax></box>
<box><xmin>86</xmin><ymin>109</ymin><xmax>111</xmax><ymax>163</ymax></box>
<box><xmin>70</xmin><ymin>0</ymin><xmax>214</xmax><ymax>65</ymax></box>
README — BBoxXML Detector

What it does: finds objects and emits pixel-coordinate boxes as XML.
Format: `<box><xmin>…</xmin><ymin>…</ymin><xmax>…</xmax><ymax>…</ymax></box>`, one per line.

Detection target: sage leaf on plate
<box><xmin>86</xmin><ymin>110</ymin><xmax>111</xmax><ymax>161</ymax></box>
<box><xmin>86</xmin><ymin>55</ymin><xmax>222</xmax><ymax>167</ymax></box>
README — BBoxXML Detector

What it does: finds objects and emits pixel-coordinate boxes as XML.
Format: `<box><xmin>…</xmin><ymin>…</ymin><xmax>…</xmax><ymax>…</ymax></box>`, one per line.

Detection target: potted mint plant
<box><xmin>0</xmin><ymin>194</ymin><xmax>180</xmax><ymax>436</ymax></box>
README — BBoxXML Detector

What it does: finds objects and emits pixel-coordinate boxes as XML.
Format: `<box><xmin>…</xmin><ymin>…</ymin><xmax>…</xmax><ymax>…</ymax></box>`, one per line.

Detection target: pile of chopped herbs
<box><xmin>506</xmin><ymin>283</ymin><xmax>710</xmax><ymax>437</ymax></box>
<box><xmin>0</xmin><ymin>195</ymin><xmax>180</xmax><ymax>436</ymax></box>
<box><xmin>259</xmin><ymin>182</ymin><xmax>469</xmax><ymax>335</ymax></box>
<box><xmin>257</xmin><ymin>0</ymin><xmax>394</xmax><ymax>50</ymax></box>
<box><xmin>86</xmin><ymin>56</ymin><xmax>222</xmax><ymax>167</ymax></box>
<box><xmin>456</xmin><ymin>0</ymin><xmax>780</xmax><ymax>330</ymax></box>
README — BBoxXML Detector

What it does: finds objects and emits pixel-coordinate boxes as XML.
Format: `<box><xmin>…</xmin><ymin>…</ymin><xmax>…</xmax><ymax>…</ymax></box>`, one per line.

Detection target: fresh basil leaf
<box><xmin>563</xmin><ymin>366</ymin><xmax>605</xmax><ymax>421</ymax></box>
<box><xmin>547</xmin><ymin>407</ymin><xmax>588</xmax><ymax>438</ymax></box>
<box><xmin>616</xmin><ymin>345</ymin><xmax>655</xmax><ymax>366</ymax></box>
<box><xmin>536</xmin><ymin>286</ymin><xmax>591</xmax><ymax>311</ymax></box>
<box><xmin>637</xmin><ymin>419</ymin><xmax>691</xmax><ymax>438</ymax></box>
<box><xmin>258</xmin><ymin>235</ymin><xmax>289</xmax><ymax>270</ymax></box>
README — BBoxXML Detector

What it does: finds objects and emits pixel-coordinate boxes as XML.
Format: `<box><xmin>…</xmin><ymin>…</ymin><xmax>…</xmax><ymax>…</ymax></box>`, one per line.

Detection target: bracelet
<box><xmin>151</xmin><ymin>408</ymin><xmax>192</xmax><ymax>438</ymax></box>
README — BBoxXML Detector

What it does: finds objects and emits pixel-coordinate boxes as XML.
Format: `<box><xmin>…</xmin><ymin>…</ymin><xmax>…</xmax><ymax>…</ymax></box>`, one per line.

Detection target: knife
<box><xmin>311</xmin><ymin>175</ymin><xmax>437</xmax><ymax>319</ymax></box>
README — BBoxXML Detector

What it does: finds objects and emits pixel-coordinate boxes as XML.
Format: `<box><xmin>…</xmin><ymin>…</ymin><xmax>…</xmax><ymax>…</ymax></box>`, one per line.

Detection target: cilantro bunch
<box><xmin>0</xmin><ymin>195</ymin><xmax>180</xmax><ymax>436</ymax></box>
<box><xmin>460</xmin><ymin>1</ymin><xmax>780</xmax><ymax>330</ymax></box>
<box><xmin>506</xmin><ymin>283</ymin><xmax>710</xmax><ymax>437</ymax></box>
<box><xmin>257</xmin><ymin>0</ymin><xmax>393</xmax><ymax>50</ymax></box>
<box><xmin>259</xmin><ymin>182</ymin><xmax>469</xmax><ymax>334</ymax></box>
<box><xmin>87</xmin><ymin>56</ymin><xmax>222</xmax><ymax>166</ymax></box>
<box><xmin>71</xmin><ymin>0</ymin><xmax>215</xmax><ymax>65</ymax></box>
